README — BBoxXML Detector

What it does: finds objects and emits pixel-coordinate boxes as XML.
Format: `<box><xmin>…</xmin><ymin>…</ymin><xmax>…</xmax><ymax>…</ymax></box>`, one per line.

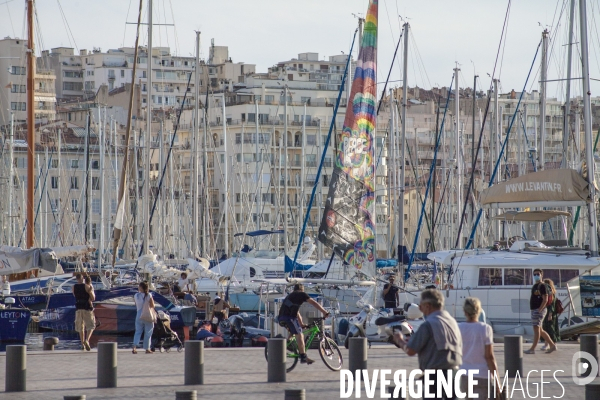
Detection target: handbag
<box><xmin>139</xmin><ymin>295</ymin><xmax>157</xmax><ymax>323</ymax></box>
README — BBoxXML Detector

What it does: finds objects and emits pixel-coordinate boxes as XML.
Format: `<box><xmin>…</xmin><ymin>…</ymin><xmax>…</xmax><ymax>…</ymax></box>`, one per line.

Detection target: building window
<box><xmin>121</xmin><ymin>69</ymin><xmax>125</xmax><ymax>77</ymax></box>
<box><xmin>11</xmin><ymin>66</ymin><xmax>26</xmax><ymax>75</ymax></box>
<box><xmin>11</xmin><ymin>84</ymin><xmax>26</xmax><ymax>93</ymax></box>
<box><xmin>10</xmin><ymin>102</ymin><xmax>26</xmax><ymax>111</ymax></box>
<box><xmin>70</xmin><ymin>177</ymin><xmax>79</xmax><ymax>189</ymax></box>
<box><xmin>71</xmin><ymin>159</ymin><xmax>79</xmax><ymax>169</ymax></box>
<box><xmin>51</xmin><ymin>159</ymin><xmax>59</xmax><ymax>169</ymax></box>
<box><xmin>50</xmin><ymin>199</ymin><xmax>59</xmax><ymax>211</ymax></box>
<box><xmin>71</xmin><ymin>199</ymin><xmax>79</xmax><ymax>212</ymax></box>
<box><xmin>91</xmin><ymin>223</ymin><xmax>98</xmax><ymax>240</ymax></box>
<box><xmin>51</xmin><ymin>176</ymin><xmax>59</xmax><ymax>189</ymax></box>
<box><xmin>92</xmin><ymin>198</ymin><xmax>101</xmax><ymax>214</ymax></box>
<box><xmin>307</xmin><ymin>135</ymin><xmax>316</xmax><ymax>145</ymax></box>
<box><xmin>91</xmin><ymin>160</ymin><xmax>99</xmax><ymax>170</ymax></box>
<box><xmin>92</xmin><ymin>177</ymin><xmax>100</xmax><ymax>190</ymax></box>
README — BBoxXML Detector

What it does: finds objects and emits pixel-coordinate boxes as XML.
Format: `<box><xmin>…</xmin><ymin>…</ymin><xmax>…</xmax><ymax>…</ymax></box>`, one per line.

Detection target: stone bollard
<box><xmin>580</xmin><ymin>334</ymin><xmax>599</xmax><ymax>378</ymax></box>
<box><xmin>184</xmin><ymin>341</ymin><xmax>204</xmax><ymax>385</ymax></box>
<box><xmin>586</xmin><ymin>383</ymin><xmax>600</xmax><ymax>400</ymax></box>
<box><xmin>43</xmin><ymin>337</ymin><xmax>59</xmax><ymax>351</ymax></box>
<box><xmin>348</xmin><ymin>337</ymin><xmax>368</xmax><ymax>373</ymax></box>
<box><xmin>284</xmin><ymin>388</ymin><xmax>305</xmax><ymax>400</ymax></box>
<box><xmin>267</xmin><ymin>338</ymin><xmax>286</xmax><ymax>383</ymax></box>
<box><xmin>504</xmin><ymin>335</ymin><xmax>523</xmax><ymax>378</ymax></box>
<box><xmin>5</xmin><ymin>345</ymin><xmax>26</xmax><ymax>392</ymax></box>
<box><xmin>97</xmin><ymin>342</ymin><xmax>117</xmax><ymax>388</ymax></box>
<box><xmin>175</xmin><ymin>390</ymin><xmax>197</xmax><ymax>400</ymax></box>
<box><xmin>64</xmin><ymin>396</ymin><xmax>86</xmax><ymax>400</ymax></box>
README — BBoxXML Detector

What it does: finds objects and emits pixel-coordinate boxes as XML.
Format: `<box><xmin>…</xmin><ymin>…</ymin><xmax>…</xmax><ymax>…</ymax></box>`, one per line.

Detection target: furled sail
<box><xmin>318</xmin><ymin>0</ymin><xmax>378</xmax><ymax>280</ymax></box>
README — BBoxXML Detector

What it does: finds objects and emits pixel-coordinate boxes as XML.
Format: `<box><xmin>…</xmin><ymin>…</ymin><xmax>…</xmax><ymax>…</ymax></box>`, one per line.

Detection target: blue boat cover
<box><xmin>376</xmin><ymin>259</ymin><xmax>398</xmax><ymax>268</ymax></box>
<box><xmin>284</xmin><ymin>256</ymin><xmax>313</xmax><ymax>273</ymax></box>
<box><xmin>234</xmin><ymin>229</ymin><xmax>284</xmax><ymax>237</ymax></box>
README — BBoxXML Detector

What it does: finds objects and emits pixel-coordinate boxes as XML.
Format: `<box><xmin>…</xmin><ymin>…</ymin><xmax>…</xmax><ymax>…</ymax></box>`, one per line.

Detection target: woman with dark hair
<box><xmin>132</xmin><ymin>281</ymin><xmax>156</xmax><ymax>354</ymax></box>
<box><xmin>542</xmin><ymin>278</ymin><xmax>560</xmax><ymax>347</ymax></box>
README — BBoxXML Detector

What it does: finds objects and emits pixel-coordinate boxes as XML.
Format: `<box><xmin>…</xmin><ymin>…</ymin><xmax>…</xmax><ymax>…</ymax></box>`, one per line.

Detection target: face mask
<box><xmin>533</xmin><ymin>275</ymin><xmax>540</xmax><ymax>283</ymax></box>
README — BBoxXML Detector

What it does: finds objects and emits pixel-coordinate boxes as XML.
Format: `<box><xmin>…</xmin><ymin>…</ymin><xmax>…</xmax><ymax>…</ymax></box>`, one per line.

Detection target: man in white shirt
<box><xmin>175</xmin><ymin>272</ymin><xmax>189</xmax><ymax>299</ymax></box>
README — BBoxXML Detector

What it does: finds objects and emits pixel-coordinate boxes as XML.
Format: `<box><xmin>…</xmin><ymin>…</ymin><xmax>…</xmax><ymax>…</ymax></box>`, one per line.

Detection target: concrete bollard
<box><xmin>175</xmin><ymin>390</ymin><xmax>197</xmax><ymax>400</ymax></box>
<box><xmin>586</xmin><ymin>383</ymin><xmax>600</xmax><ymax>400</ymax></box>
<box><xmin>267</xmin><ymin>338</ymin><xmax>286</xmax><ymax>383</ymax></box>
<box><xmin>580</xmin><ymin>334</ymin><xmax>599</xmax><ymax>378</ymax></box>
<box><xmin>504</xmin><ymin>335</ymin><xmax>523</xmax><ymax>378</ymax></box>
<box><xmin>5</xmin><ymin>345</ymin><xmax>26</xmax><ymax>392</ymax></box>
<box><xmin>64</xmin><ymin>396</ymin><xmax>86</xmax><ymax>400</ymax></box>
<box><xmin>184</xmin><ymin>340</ymin><xmax>204</xmax><ymax>385</ymax></box>
<box><xmin>284</xmin><ymin>388</ymin><xmax>305</xmax><ymax>400</ymax></box>
<box><xmin>43</xmin><ymin>337</ymin><xmax>59</xmax><ymax>351</ymax></box>
<box><xmin>348</xmin><ymin>337</ymin><xmax>368</xmax><ymax>372</ymax></box>
<box><xmin>97</xmin><ymin>342</ymin><xmax>117</xmax><ymax>388</ymax></box>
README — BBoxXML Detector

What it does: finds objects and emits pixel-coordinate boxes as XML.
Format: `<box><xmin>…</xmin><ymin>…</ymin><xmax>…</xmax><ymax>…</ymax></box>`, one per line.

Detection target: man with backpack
<box><xmin>524</xmin><ymin>268</ymin><xmax>557</xmax><ymax>354</ymax></box>
<box><xmin>278</xmin><ymin>284</ymin><xmax>329</xmax><ymax>364</ymax></box>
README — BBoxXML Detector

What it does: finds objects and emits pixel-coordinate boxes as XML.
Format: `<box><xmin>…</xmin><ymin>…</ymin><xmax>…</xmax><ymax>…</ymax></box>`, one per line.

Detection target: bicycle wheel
<box><xmin>318</xmin><ymin>337</ymin><xmax>343</xmax><ymax>371</ymax></box>
<box><xmin>264</xmin><ymin>339</ymin><xmax>299</xmax><ymax>373</ymax></box>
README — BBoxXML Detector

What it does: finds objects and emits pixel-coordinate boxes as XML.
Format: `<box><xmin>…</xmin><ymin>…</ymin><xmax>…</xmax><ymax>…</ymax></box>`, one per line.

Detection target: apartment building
<box><xmin>0</xmin><ymin>37</ymin><xmax>57</xmax><ymax>127</ymax></box>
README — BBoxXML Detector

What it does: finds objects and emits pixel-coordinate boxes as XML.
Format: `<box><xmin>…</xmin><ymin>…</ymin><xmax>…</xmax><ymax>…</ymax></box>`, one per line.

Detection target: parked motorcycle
<box><xmin>344</xmin><ymin>303</ymin><xmax>423</xmax><ymax>349</ymax></box>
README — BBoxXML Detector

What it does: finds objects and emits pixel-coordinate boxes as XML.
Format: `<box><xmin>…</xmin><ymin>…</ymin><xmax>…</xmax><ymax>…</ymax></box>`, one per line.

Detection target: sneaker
<box><xmin>540</xmin><ymin>344</ymin><xmax>548</xmax><ymax>351</ymax></box>
<box><xmin>300</xmin><ymin>355</ymin><xmax>314</xmax><ymax>365</ymax></box>
<box><xmin>84</xmin><ymin>341</ymin><xmax>91</xmax><ymax>351</ymax></box>
<box><xmin>524</xmin><ymin>349</ymin><xmax>535</xmax><ymax>354</ymax></box>
<box><xmin>545</xmin><ymin>345</ymin><xmax>557</xmax><ymax>354</ymax></box>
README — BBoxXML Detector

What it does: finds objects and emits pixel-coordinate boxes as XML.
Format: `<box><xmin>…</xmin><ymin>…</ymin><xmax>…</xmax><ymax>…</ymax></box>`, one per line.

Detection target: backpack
<box><xmin>555</xmin><ymin>298</ymin><xmax>564</xmax><ymax>315</ymax></box>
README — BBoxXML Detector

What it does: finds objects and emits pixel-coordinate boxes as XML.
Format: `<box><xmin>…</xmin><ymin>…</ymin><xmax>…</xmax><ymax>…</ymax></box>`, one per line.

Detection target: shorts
<box><xmin>278</xmin><ymin>316</ymin><xmax>302</xmax><ymax>334</ymax></box>
<box><xmin>531</xmin><ymin>308</ymin><xmax>547</xmax><ymax>327</ymax></box>
<box><xmin>75</xmin><ymin>310</ymin><xmax>96</xmax><ymax>332</ymax></box>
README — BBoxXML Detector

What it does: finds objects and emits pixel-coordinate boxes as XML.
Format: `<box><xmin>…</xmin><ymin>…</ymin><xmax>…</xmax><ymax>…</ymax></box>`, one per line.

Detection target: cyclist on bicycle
<box><xmin>278</xmin><ymin>284</ymin><xmax>329</xmax><ymax>364</ymax></box>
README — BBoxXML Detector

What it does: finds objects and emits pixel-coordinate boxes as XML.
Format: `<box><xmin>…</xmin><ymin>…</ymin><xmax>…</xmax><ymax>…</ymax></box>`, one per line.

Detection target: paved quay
<box><xmin>0</xmin><ymin>342</ymin><xmax>593</xmax><ymax>399</ymax></box>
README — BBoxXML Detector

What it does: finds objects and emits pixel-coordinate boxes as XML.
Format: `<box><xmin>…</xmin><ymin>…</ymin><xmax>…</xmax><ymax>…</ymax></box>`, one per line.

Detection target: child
<box><xmin>84</xmin><ymin>276</ymin><xmax>94</xmax><ymax>310</ymax></box>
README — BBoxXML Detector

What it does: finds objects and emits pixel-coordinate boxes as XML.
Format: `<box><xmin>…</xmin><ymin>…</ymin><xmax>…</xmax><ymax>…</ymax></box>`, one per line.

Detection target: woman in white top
<box><xmin>132</xmin><ymin>281</ymin><xmax>156</xmax><ymax>354</ymax></box>
<box><xmin>459</xmin><ymin>297</ymin><xmax>500</xmax><ymax>399</ymax></box>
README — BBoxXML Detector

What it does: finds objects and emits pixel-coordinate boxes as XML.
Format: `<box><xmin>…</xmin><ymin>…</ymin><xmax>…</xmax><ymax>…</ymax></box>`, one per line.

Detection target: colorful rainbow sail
<box><xmin>318</xmin><ymin>0</ymin><xmax>378</xmax><ymax>279</ymax></box>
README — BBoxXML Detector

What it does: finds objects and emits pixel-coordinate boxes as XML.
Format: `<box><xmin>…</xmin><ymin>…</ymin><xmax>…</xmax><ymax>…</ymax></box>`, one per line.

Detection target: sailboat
<box><xmin>404</xmin><ymin>1</ymin><xmax>600</xmax><ymax>337</ymax></box>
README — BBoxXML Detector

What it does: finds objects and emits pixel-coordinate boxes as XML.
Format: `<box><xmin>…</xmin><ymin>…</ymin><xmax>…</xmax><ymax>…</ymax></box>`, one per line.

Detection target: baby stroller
<box><xmin>151</xmin><ymin>311</ymin><xmax>184</xmax><ymax>353</ymax></box>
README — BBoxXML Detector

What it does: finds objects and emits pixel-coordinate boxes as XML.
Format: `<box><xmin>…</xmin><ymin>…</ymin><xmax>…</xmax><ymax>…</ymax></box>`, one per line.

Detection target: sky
<box><xmin>1</xmin><ymin>0</ymin><xmax>599</xmax><ymax>100</ymax></box>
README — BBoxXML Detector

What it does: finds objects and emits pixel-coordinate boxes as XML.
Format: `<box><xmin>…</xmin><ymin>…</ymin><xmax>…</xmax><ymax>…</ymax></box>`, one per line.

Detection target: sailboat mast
<box><xmin>454</xmin><ymin>64</ymin><xmax>461</xmax><ymax>247</ymax></box>
<box><xmin>284</xmin><ymin>87</ymin><xmax>289</xmax><ymax>253</ymax></box>
<box><xmin>255</xmin><ymin>99</ymin><xmax>260</xmax><ymax>230</ymax></box>
<box><xmin>9</xmin><ymin>114</ymin><xmax>14</xmax><ymax>246</ymax></box>
<box><xmin>222</xmin><ymin>93</ymin><xmax>229</xmax><ymax>257</ymax></box>
<box><xmin>399</xmin><ymin>22</ymin><xmax>409</xmax><ymax>259</ymax></box>
<box><xmin>191</xmin><ymin>31</ymin><xmax>200</xmax><ymax>257</ymax></box>
<box><xmin>579</xmin><ymin>0</ymin><xmax>598</xmax><ymax>255</ymax></box>
<box><xmin>26</xmin><ymin>0</ymin><xmax>35</xmax><ymax>249</ymax></box>
<box><xmin>98</xmin><ymin>109</ymin><xmax>105</xmax><ymax>269</ymax></box>
<box><xmin>143</xmin><ymin>0</ymin><xmax>153</xmax><ymax>255</ymax></box>
<box><xmin>561</xmin><ymin>0</ymin><xmax>576</xmax><ymax>168</ymax></box>
<box><xmin>539</xmin><ymin>29</ymin><xmax>548</xmax><ymax>171</ymax></box>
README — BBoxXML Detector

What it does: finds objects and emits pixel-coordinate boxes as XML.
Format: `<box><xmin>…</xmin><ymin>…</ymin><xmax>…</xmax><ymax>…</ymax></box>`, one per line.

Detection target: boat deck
<box><xmin>0</xmin><ymin>342</ymin><xmax>592</xmax><ymax>399</ymax></box>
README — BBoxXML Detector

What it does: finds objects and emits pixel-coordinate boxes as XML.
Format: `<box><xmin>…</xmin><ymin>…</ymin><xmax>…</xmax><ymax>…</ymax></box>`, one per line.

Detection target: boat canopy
<box><xmin>492</xmin><ymin>210</ymin><xmax>571</xmax><ymax>222</ymax></box>
<box><xmin>0</xmin><ymin>247</ymin><xmax>62</xmax><ymax>276</ymax></box>
<box><xmin>233</xmin><ymin>229</ymin><xmax>284</xmax><ymax>238</ymax></box>
<box><xmin>480</xmin><ymin>169</ymin><xmax>590</xmax><ymax>208</ymax></box>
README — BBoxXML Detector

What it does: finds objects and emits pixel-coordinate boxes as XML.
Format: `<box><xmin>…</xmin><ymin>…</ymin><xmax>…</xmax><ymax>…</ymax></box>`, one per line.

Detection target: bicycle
<box><xmin>264</xmin><ymin>318</ymin><xmax>343</xmax><ymax>372</ymax></box>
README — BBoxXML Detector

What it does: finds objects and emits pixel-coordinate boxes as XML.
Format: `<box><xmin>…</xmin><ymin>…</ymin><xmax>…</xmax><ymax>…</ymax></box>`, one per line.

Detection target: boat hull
<box><xmin>0</xmin><ymin>307</ymin><xmax>31</xmax><ymax>342</ymax></box>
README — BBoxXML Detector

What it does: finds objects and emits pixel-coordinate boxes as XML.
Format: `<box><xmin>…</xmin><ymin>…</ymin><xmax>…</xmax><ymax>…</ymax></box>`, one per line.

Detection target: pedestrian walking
<box><xmin>132</xmin><ymin>281</ymin><xmax>156</xmax><ymax>354</ymax></box>
<box><xmin>525</xmin><ymin>268</ymin><xmax>556</xmax><ymax>354</ymax></box>
<box><xmin>458</xmin><ymin>297</ymin><xmax>500</xmax><ymax>399</ymax></box>
<box><xmin>541</xmin><ymin>278</ymin><xmax>560</xmax><ymax>348</ymax></box>
<box><xmin>72</xmin><ymin>273</ymin><xmax>95</xmax><ymax>351</ymax></box>
<box><xmin>393</xmin><ymin>289</ymin><xmax>462</xmax><ymax>399</ymax></box>
<box><xmin>382</xmin><ymin>275</ymin><xmax>400</xmax><ymax>309</ymax></box>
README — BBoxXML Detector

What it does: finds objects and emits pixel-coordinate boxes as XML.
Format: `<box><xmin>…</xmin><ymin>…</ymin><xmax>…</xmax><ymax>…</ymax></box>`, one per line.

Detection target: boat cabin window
<box><xmin>478</xmin><ymin>268</ymin><xmax>502</xmax><ymax>286</ymax></box>
<box><xmin>504</xmin><ymin>268</ymin><xmax>532</xmax><ymax>286</ymax></box>
<box><xmin>541</xmin><ymin>269</ymin><xmax>579</xmax><ymax>288</ymax></box>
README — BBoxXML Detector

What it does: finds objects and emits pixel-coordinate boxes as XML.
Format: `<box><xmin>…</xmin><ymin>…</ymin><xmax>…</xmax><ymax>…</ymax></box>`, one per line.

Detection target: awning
<box><xmin>480</xmin><ymin>169</ymin><xmax>590</xmax><ymax>208</ymax></box>
<box><xmin>492</xmin><ymin>210</ymin><xmax>571</xmax><ymax>222</ymax></box>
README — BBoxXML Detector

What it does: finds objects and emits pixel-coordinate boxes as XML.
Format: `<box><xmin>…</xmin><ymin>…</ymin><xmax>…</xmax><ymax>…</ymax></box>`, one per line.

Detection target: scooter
<box><xmin>344</xmin><ymin>303</ymin><xmax>423</xmax><ymax>349</ymax></box>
